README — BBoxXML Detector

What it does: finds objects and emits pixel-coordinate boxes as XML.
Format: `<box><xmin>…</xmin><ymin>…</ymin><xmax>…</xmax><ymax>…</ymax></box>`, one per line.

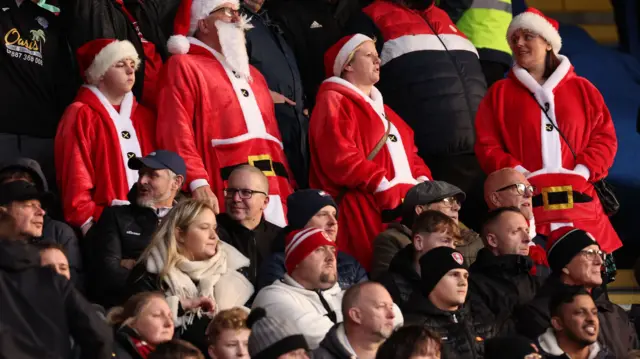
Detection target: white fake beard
<box><xmin>215</xmin><ymin>17</ymin><xmax>254</xmax><ymax>81</ymax></box>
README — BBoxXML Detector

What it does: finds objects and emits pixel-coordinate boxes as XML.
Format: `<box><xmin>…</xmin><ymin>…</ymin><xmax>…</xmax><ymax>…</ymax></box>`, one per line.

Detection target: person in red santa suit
<box><xmin>55</xmin><ymin>39</ymin><xmax>156</xmax><ymax>235</ymax></box>
<box><xmin>155</xmin><ymin>0</ymin><xmax>294</xmax><ymax>227</ymax></box>
<box><xmin>474</xmin><ymin>8</ymin><xmax>622</xmax><ymax>254</ymax></box>
<box><xmin>309</xmin><ymin>34</ymin><xmax>432</xmax><ymax>270</ymax></box>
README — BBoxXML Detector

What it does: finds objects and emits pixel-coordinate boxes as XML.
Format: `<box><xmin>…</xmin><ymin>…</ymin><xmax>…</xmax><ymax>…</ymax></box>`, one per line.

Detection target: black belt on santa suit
<box><xmin>220</xmin><ymin>155</ymin><xmax>289</xmax><ymax>181</ymax></box>
<box><xmin>532</xmin><ymin>185</ymin><xmax>593</xmax><ymax>210</ymax></box>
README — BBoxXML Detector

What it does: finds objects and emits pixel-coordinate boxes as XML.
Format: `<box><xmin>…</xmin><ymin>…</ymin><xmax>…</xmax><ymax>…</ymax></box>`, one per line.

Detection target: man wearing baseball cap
<box><xmin>0</xmin><ymin>181</ymin><xmax>49</xmax><ymax>242</ymax></box>
<box><xmin>256</xmin><ymin>189</ymin><xmax>367</xmax><ymax>291</ymax></box>
<box><xmin>86</xmin><ymin>150</ymin><xmax>185</xmax><ymax>308</ymax></box>
<box><xmin>371</xmin><ymin>180</ymin><xmax>482</xmax><ymax>279</ymax></box>
<box><xmin>404</xmin><ymin>246</ymin><xmax>497</xmax><ymax>359</ymax></box>
<box><xmin>516</xmin><ymin>227</ymin><xmax>637</xmax><ymax>358</ymax></box>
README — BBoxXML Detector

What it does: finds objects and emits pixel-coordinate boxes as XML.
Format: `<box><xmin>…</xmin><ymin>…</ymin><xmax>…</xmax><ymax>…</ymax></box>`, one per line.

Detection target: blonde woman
<box><xmin>108</xmin><ymin>292</ymin><xmax>174</xmax><ymax>358</ymax></box>
<box><xmin>127</xmin><ymin>199</ymin><xmax>253</xmax><ymax>354</ymax></box>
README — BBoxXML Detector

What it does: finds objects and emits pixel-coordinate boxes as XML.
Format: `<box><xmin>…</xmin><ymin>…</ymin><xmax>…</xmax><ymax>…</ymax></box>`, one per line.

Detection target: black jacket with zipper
<box><xmin>216</xmin><ymin>213</ymin><xmax>280</xmax><ymax>286</ymax></box>
<box><xmin>0</xmin><ymin>239</ymin><xmax>112</xmax><ymax>359</ymax></box>
<box><xmin>404</xmin><ymin>291</ymin><xmax>497</xmax><ymax>359</ymax></box>
<box><xmin>86</xmin><ymin>186</ymin><xmax>161</xmax><ymax>308</ymax></box>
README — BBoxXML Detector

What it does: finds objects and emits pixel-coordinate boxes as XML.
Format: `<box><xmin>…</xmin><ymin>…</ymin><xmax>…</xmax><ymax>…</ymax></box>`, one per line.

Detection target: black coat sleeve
<box><xmin>125</xmin><ymin>262</ymin><xmax>161</xmax><ymax>298</ymax></box>
<box><xmin>88</xmin><ymin>207</ymin><xmax>131</xmax><ymax>294</ymax></box>
<box><xmin>438</xmin><ymin>0</ymin><xmax>473</xmax><ymax>23</ymax></box>
<box><xmin>60</xmin><ymin>277</ymin><xmax>113</xmax><ymax>359</ymax></box>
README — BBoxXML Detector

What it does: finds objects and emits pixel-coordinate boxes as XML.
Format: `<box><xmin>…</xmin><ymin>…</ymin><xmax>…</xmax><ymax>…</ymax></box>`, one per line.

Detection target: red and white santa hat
<box><xmin>284</xmin><ymin>227</ymin><xmax>336</xmax><ymax>274</ymax></box>
<box><xmin>167</xmin><ymin>0</ymin><xmax>240</xmax><ymax>55</ymax></box>
<box><xmin>76</xmin><ymin>39</ymin><xmax>140</xmax><ymax>85</ymax></box>
<box><xmin>324</xmin><ymin>33</ymin><xmax>374</xmax><ymax>78</ymax></box>
<box><xmin>507</xmin><ymin>7</ymin><xmax>562</xmax><ymax>54</ymax></box>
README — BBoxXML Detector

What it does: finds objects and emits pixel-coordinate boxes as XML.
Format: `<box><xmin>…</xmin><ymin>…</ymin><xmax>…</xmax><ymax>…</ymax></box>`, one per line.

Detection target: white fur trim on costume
<box><xmin>333</xmin><ymin>34</ymin><xmax>373</xmax><ymax>77</ymax></box>
<box><xmin>380</xmin><ymin>34</ymin><xmax>478</xmax><ymax>66</ymax></box>
<box><xmin>110</xmin><ymin>199</ymin><xmax>131</xmax><ymax>206</ymax></box>
<box><xmin>507</xmin><ymin>12</ymin><xmax>562</xmax><ymax>54</ymax></box>
<box><xmin>189</xmin><ymin>0</ymin><xmax>240</xmax><ymax>36</ymax></box>
<box><xmin>263</xmin><ymin>195</ymin><xmax>286</xmax><ymax>228</ymax></box>
<box><xmin>417</xmin><ymin>176</ymin><xmax>429</xmax><ymax>182</ymax></box>
<box><xmin>85</xmin><ymin>41</ymin><xmax>140</xmax><ymax>85</ymax></box>
<box><xmin>573</xmin><ymin>164</ymin><xmax>591</xmax><ymax>181</ymax></box>
<box><xmin>514</xmin><ymin>165</ymin><xmax>530</xmax><ymax>175</ymax></box>
<box><xmin>189</xmin><ymin>179</ymin><xmax>210</xmax><ymax>192</ymax></box>
<box><xmin>167</xmin><ymin>35</ymin><xmax>191</xmax><ymax>55</ymax></box>
<box><xmin>186</xmin><ymin>38</ymin><xmax>283</xmax><ymax>148</ymax></box>
<box><xmin>513</xmin><ymin>56</ymin><xmax>571</xmax><ymax>172</ymax></box>
<box><xmin>325</xmin><ymin>76</ymin><xmax>419</xmax><ymax>190</ymax></box>
<box><xmin>85</xmin><ymin>85</ymin><xmax>142</xmax><ymax>190</ymax></box>
<box><xmin>376</xmin><ymin>177</ymin><xmax>392</xmax><ymax>192</ymax></box>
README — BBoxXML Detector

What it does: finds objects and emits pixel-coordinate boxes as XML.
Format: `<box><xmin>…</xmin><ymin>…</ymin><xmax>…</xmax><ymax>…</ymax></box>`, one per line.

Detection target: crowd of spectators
<box><xmin>1</xmin><ymin>0</ymin><xmax>636</xmax><ymax>358</ymax></box>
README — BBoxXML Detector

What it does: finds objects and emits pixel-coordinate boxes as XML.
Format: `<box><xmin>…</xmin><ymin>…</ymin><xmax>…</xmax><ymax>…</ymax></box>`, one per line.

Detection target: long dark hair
<box><xmin>543</xmin><ymin>50</ymin><xmax>561</xmax><ymax>79</ymax></box>
<box><xmin>376</xmin><ymin>325</ymin><xmax>441</xmax><ymax>359</ymax></box>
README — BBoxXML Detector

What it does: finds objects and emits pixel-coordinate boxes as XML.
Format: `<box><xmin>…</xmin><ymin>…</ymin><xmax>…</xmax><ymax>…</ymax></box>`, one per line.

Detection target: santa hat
<box><xmin>324</xmin><ymin>34</ymin><xmax>373</xmax><ymax>78</ymax></box>
<box><xmin>284</xmin><ymin>228</ymin><xmax>336</xmax><ymax>274</ymax></box>
<box><xmin>76</xmin><ymin>39</ymin><xmax>140</xmax><ymax>85</ymax></box>
<box><xmin>507</xmin><ymin>7</ymin><xmax>562</xmax><ymax>54</ymax></box>
<box><xmin>167</xmin><ymin>0</ymin><xmax>240</xmax><ymax>55</ymax></box>
<box><xmin>547</xmin><ymin>226</ymin><xmax>599</xmax><ymax>273</ymax></box>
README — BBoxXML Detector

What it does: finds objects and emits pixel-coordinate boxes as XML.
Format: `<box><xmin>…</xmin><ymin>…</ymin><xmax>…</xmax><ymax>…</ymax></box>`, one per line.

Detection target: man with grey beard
<box><xmin>86</xmin><ymin>150</ymin><xmax>185</xmax><ymax>308</ymax></box>
<box><xmin>156</xmin><ymin>0</ymin><xmax>294</xmax><ymax>228</ymax></box>
<box><xmin>314</xmin><ymin>282</ymin><xmax>397</xmax><ymax>359</ymax></box>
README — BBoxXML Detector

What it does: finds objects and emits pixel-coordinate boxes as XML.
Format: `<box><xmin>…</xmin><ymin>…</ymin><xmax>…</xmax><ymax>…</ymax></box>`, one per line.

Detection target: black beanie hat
<box><xmin>547</xmin><ymin>226</ymin><xmax>599</xmax><ymax>273</ymax></box>
<box><xmin>286</xmin><ymin>189</ymin><xmax>338</xmax><ymax>230</ymax></box>
<box><xmin>484</xmin><ymin>336</ymin><xmax>539</xmax><ymax>359</ymax></box>
<box><xmin>419</xmin><ymin>247</ymin><xmax>467</xmax><ymax>296</ymax></box>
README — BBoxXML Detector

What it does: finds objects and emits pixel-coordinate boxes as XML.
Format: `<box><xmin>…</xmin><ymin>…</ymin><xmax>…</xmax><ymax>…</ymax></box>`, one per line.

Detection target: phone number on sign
<box><xmin>6</xmin><ymin>48</ymin><xmax>43</xmax><ymax>65</ymax></box>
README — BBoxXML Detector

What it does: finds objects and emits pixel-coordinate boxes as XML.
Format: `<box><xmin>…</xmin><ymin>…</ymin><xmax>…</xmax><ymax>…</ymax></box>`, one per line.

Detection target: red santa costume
<box><xmin>155</xmin><ymin>0</ymin><xmax>294</xmax><ymax>227</ymax></box>
<box><xmin>474</xmin><ymin>8</ymin><xmax>621</xmax><ymax>253</ymax></box>
<box><xmin>309</xmin><ymin>35</ymin><xmax>432</xmax><ymax>270</ymax></box>
<box><xmin>55</xmin><ymin>39</ymin><xmax>156</xmax><ymax>230</ymax></box>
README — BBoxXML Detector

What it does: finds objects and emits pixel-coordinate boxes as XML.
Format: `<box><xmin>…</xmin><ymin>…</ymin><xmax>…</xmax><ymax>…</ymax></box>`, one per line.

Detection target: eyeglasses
<box><xmin>440</xmin><ymin>196</ymin><xmax>460</xmax><ymax>207</ymax></box>
<box><xmin>215</xmin><ymin>6</ymin><xmax>240</xmax><ymax>17</ymax></box>
<box><xmin>579</xmin><ymin>249</ymin><xmax>605</xmax><ymax>261</ymax></box>
<box><xmin>223</xmin><ymin>188</ymin><xmax>267</xmax><ymax>199</ymax></box>
<box><xmin>496</xmin><ymin>183</ymin><xmax>535</xmax><ymax>196</ymax></box>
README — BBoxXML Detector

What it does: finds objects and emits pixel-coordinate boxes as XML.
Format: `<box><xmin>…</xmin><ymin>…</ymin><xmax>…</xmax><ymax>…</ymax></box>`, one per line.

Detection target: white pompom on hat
<box><xmin>76</xmin><ymin>39</ymin><xmax>140</xmax><ymax>85</ymax></box>
<box><xmin>167</xmin><ymin>0</ymin><xmax>240</xmax><ymax>55</ymax></box>
<box><xmin>507</xmin><ymin>7</ymin><xmax>562</xmax><ymax>54</ymax></box>
<box><xmin>323</xmin><ymin>33</ymin><xmax>374</xmax><ymax>78</ymax></box>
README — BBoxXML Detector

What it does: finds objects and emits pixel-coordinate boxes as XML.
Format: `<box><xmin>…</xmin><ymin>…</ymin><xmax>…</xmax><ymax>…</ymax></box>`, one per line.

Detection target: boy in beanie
<box><xmin>404</xmin><ymin>247</ymin><xmax>497</xmax><ymax>359</ymax></box>
<box><xmin>257</xmin><ymin>189</ymin><xmax>367</xmax><ymax>291</ymax></box>
<box><xmin>55</xmin><ymin>38</ymin><xmax>156</xmax><ymax>234</ymax></box>
<box><xmin>247</xmin><ymin>307</ymin><xmax>310</xmax><ymax>359</ymax></box>
<box><xmin>516</xmin><ymin>227</ymin><xmax>637</xmax><ymax>358</ymax></box>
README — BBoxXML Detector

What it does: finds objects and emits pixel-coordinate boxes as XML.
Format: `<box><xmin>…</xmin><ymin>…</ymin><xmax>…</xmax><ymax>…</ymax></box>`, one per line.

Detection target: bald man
<box><xmin>484</xmin><ymin>168</ymin><xmax>535</xmax><ymax>237</ymax></box>
<box><xmin>313</xmin><ymin>282</ymin><xmax>399</xmax><ymax>359</ymax></box>
<box><xmin>217</xmin><ymin>165</ymin><xmax>281</xmax><ymax>285</ymax></box>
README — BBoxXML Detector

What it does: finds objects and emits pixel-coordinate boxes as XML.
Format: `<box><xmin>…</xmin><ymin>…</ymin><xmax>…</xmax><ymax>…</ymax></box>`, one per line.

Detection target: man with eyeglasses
<box><xmin>156</xmin><ymin>0</ymin><xmax>294</xmax><ymax>228</ymax></box>
<box><xmin>484</xmin><ymin>168</ymin><xmax>537</xmax><ymax>239</ymax></box>
<box><xmin>516</xmin><ymin>226</ymin><xmax>638</xmax><ymax>358</ymax></box>
<box><xmin>371</xmin><ymin>181</ymin><xmax>482</xmax><ymax>280</ymax></box>
<box><xmin>217</xmin><ymin>165</ymin><xmax>281</xmax><ymax>286</ymax></box>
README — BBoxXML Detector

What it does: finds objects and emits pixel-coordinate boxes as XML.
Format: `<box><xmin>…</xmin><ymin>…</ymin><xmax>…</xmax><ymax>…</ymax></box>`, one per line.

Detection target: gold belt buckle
<box><xmin>541</xmin><ymin>185</ymin><xmax>574</xmax><ymax>210</ymax></box>
<box><xmin>248</xmin><ymin>154</ymin><xmax>275</xmax><ymax>177</ymax></box>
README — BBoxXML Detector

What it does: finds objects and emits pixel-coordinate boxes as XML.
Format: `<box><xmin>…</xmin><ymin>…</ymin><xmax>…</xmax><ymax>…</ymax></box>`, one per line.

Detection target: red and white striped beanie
<box><xmin>285</xmin><ymin>228</ymin><xmax>336</xmax><ymax>274</ymax></box>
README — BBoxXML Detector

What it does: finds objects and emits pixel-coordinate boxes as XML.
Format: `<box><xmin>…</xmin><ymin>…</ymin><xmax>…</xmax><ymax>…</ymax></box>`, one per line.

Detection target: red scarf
<box><xmin>131</xmin><ymin>337</ymin><xmax>153</xmax><ymax>359</ymax></box>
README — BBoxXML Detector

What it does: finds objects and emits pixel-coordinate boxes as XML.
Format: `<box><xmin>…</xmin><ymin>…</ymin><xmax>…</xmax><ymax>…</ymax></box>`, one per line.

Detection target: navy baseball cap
<box><xmin>128</xmin><ymin>150</ymin><xmax>187</xmax><ymax>178</ymax></box>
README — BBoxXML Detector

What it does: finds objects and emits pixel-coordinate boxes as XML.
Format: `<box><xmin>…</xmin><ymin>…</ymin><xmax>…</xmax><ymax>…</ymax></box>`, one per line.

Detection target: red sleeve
<box><xmin>55</xmin><ymin>104</ymin><xmax>100</xmax><ymax>228</ymax></box>
<box><xmin>155</xmin><ymin>57</ymin><xmax>210</xmax><ymax>190</ymax></box>
<box><xmin>474</xmin><ymin>86</ymin><xmax>526</xmax><ymax>174</ymax></box>
<box><xmin>310</xmin><ymin>90</ymin><xmax>387</xmax><ymax>192</ymax></box>
<box><xmin>132</xmin><ymin>103</ymin><xmax>157</xmax><ymax>155</ymax></box>
<box><xmin>576</xmin><ymin>84</ymin><xmax>618</xmax><ymax>182</ymax></box>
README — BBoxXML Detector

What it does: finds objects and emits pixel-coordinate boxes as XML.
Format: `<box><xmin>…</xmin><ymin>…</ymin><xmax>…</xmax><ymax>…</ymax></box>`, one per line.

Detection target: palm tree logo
<box><xmin>30</xmin><ymin>29</ymin><xmax>46</xmax><ymax>49</ymax></box>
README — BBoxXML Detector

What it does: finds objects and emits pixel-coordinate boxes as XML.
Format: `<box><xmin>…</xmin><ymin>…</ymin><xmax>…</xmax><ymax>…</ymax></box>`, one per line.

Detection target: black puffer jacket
<box><xmin>404</xmin><ymin>291</ymin><xmax>497</xmax><ymax>359</ymax></box>
<box><xmin>468</xmin><ymin>248</ymin><xmax>540</xmax><ymax>327</ymax></box>
<box><xmin>86</xmin><ymin>187</ymin><xmax>161</xmax><ymax>308</ymax></box>
<box><xmin>377</xmin><ymin>243</ymin><xmax>420</xmax><ymax>311</ymax></box>
<box><xmin>345</xmin><ymin>0</ymin><xmax>487</xmax><ymax>158</ymax></box>
<box><xmin>515</xmin><ymin>274</ymin><xmax>639</xmax><ymax>359</ymax></box>
<box><xmin>312</xmin><ymin>324</ymin><xmax>353</xmax><ymax>359</ymax></box>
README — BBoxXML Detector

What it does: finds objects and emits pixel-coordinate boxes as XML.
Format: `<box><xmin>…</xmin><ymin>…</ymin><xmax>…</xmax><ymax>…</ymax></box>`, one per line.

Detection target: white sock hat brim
<box><xmin>332</xmin><ymin>34</ymin><xmax>373</xmax><ymax>77</ymax></box>
<box><xmin>507</xmin><ymin>11</ymin><xmax>562</xmax><ymax>54</ymax></box>
<box><xmin>85</xmin><ymin>40</ymin><xmax>140</xmax><ymax>85</ymax></box>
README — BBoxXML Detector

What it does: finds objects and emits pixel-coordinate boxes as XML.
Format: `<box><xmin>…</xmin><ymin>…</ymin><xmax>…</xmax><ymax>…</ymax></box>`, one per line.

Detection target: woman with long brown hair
<box><xmin>474</xmin><ymin>8</ymin><xmax>621</xmax><ymax>255</ymax></box>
